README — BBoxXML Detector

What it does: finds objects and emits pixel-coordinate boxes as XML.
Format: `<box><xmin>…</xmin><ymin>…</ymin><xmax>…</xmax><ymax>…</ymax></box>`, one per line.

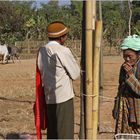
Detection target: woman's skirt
<box><xmin>115</xmin><ymin>97</ymin><xmax>140</xmax><ymax>134</ymax></box>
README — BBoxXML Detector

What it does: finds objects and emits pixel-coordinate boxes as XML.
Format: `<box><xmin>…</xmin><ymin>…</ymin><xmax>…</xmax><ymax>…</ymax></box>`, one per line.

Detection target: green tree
<box><xmin>131</xmin><ymin>1</ymin><xmax>140</xmax><ymax>35</ymax></box>
<box><xmin>69</xmin><ymin>1</ymin><xmax>82</xmax><ymax>39</ymax></box>
<box><xmin>0</xmin><ymin>1</ymin><xmax>34</xmax><ymax>44</ymax></box>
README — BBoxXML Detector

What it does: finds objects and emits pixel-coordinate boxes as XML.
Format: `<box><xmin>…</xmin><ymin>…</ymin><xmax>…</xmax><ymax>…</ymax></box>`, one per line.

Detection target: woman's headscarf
<box><xmin>120</xmin><ymin>34</ymin><xmax>140</xmax><ymax>51</ymax></box>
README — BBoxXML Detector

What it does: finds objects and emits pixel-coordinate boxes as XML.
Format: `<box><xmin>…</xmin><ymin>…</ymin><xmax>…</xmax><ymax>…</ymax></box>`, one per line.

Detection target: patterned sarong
<box><xmin>116</xmin><ymin>96</ymin><xmax>140</xmax><ymax>134</ymax></box>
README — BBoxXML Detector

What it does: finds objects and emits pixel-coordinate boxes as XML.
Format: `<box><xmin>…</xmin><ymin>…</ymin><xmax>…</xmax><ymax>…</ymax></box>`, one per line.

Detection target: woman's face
<box><xmin>123</xmin><ymin>49</ymin><xmax>139</xmax><ymax>66</ymax></box>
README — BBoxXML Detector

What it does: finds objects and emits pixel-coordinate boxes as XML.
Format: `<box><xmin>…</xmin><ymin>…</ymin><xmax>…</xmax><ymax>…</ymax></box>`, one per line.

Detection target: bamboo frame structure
<box><xmin>98</xmin><ymin>0</ymin><xmax>103</xmax><ymax>134</ymax></box>
<box><xmin>98</xmin><ymin>0</ymin><xmax>103</xmax><ymax>96</ymax></box>
<box><xmin>85</xmin><ymin>1</ymin><xmax>94</xmax><ymax>139</ymax></box>
<box><xmin>79</xmin><ymin>2</ymin><xmax>86</xmax><ymax>139</ymax></box>
<box><xmin>92</xmin><ymin>20</ymin><xmax>103</xmax><ymax>139</ymax></box>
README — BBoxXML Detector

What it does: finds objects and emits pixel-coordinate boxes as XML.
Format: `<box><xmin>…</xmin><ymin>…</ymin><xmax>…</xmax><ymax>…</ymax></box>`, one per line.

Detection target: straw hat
<box><xmin>47</xmin><ymin>21</ymin><xmax>69</xmax><ymax>38</ymax></box>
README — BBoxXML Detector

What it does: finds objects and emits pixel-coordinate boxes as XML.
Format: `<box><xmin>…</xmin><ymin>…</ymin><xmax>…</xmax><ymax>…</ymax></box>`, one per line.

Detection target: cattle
<box><xmin>0</xmin><ymin>44</ymin><xmax>9</xmax><ymax>64</ymax></box>
<box><xmin>7</xmin><ymin>45</ymin><xmax>22</xmax><ymax>63</ymax></box>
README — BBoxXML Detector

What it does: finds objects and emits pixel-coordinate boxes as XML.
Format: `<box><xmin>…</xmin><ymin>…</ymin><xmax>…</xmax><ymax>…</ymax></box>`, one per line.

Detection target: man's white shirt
<box><xmin>38</xmin><ymin>41</ymin><xmax>80</xmax><ymax>104</ymax></box>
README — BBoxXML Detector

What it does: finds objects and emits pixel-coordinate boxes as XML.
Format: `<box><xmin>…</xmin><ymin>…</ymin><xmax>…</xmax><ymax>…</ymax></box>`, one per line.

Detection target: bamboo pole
<box><xmin>92</xmin><ymin>20</ymin><xmax>103</xmax><ymax>139</ymax></box>
<box><xmin>85</xmin><ymin>1</ymin><xmax>93</xmax><ymax>139</ymax></box>
<box><xmin>98</xmin><ymin>0</ymin><xmax>103</xmax><ymax>94</ymax></box>
<box><xmin>79</xmin><ymin>1</ymin><xmax>86</xmax><ymax>139</ymax></box>
<box><xmin>92</xmin><ymin>0</ymin><xmax>96</xmax><ymax>30</ymax></box>
<box><xmin>98</xmin><ymin>0</ymin><xmax>103</xmax><ymax>134</ymax></box>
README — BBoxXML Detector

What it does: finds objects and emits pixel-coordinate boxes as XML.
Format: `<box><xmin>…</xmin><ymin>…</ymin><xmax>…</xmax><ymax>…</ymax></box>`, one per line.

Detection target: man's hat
<box><xmin>47</xmin><ymin>21</ymin><xmax>69</xmax><ymax>38</ymax></box>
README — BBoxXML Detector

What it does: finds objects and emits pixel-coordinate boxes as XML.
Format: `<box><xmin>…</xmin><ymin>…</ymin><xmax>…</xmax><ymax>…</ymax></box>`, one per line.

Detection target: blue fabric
<box><xmin>121</xmin><ymin>34</ymin><xmax>140</xmax><ymax>51</ymax></box>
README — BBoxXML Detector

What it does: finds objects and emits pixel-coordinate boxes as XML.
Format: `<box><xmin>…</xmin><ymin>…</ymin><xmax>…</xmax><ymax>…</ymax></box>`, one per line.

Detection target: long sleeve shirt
<box><xmin>126</xmin><ymin>74</ymin><xmax>140</xmax><ymax>95</ymax></box>
<box><xmin>37</xmin><ymin>41</ymin><xmax>80</xmax><ymax>104</ymax></box>
<box><xmin>119</xmin><ymin>60</ymin><xmax>140</xmax><ymax>95</ymax></box>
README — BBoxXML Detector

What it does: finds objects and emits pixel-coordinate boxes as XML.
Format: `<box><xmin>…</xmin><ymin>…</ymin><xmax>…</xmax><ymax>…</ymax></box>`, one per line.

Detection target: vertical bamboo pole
<box><xmin>92</xmin><ymin>0</ymin><xmax>96</xmax><ymax>30</ymax></box>
<box><xmin>79</xmin><ymin>1</ymin><xmax>86</xmax><ymax>139</ymax></box>
<box><xmin>98</xmin><ymin>0</ymin><xmax>103</xmax><ymax>94</ymax></box>
<box><xmin>92</xmin><ymin>0</ymin><xmax>96</xmax><ymax>138</ymax></box>
<box><xmin>98</xmin><ymin>0</ymin><xmax>103</xmax><ymax>134</ymax></box>
<box><xmin>85</xmin><ymin>1</ymin><xmax>93</xmax><ymax>139</ymax></box>
<box><xmin>92</xmin><ymin>21</ymin><xmax>103</xmax><ymax>139</ymax></box>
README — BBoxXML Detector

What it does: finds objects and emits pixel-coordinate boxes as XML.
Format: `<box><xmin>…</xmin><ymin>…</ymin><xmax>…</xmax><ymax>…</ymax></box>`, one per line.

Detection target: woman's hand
<box><xmin>122</xmin><ymin>62</ymin><xmax>133</xmax><ymax>76</ymax></box>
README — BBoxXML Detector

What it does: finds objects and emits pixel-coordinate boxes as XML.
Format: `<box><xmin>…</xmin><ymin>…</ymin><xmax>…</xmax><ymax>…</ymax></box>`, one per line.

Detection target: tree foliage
<box><xmin>0</xmin><ymin>1</ymin><xmax>140</xmax><ymax>46</ymax></box>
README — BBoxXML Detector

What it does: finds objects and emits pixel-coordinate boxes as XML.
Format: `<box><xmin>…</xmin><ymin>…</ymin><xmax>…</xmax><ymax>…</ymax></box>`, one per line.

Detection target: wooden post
<box><xmin>85</xmin><ymin>1</ymin><xmax>93</xmax><ymax>139</ymax></box>
<box><xmin>98</xmin><ymin>0</ymin><xmax>103</xmax><ymax>93</ymax></box>
<box><xmin>92</xmin><ymin>20</ymin><xmax>102</xmax><ymax>139</ymax></box>
<box><xmin>79</xmin><ymin>2</ymin><xmax>86</xmax><ymax>139</ymax></box>
<box><xmin>98</xmin><ymin>0</ymin><xmax>103</xmax><ymax>134</ymax></box>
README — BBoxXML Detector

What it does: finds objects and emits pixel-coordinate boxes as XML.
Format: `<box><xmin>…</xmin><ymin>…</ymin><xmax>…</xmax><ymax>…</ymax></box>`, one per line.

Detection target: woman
<box><xmin>113</xmin><ymin>34</ymin><xmax>140</xmax><ymax>134</ymax></box>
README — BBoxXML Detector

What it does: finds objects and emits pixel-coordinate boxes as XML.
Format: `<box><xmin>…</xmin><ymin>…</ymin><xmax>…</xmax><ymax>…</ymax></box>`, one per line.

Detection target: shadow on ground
<box><xmin>5</xmin><ymin>132</ymin><xmax>36</xmax><ymax>139</ymax></box>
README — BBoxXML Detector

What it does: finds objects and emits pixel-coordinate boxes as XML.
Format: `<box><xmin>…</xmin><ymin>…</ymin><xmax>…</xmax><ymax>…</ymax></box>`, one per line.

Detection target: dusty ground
<box><xmin>0</xmin><ymin>55</ymin><xmax>124</xmax><ymax>139</ymax></box>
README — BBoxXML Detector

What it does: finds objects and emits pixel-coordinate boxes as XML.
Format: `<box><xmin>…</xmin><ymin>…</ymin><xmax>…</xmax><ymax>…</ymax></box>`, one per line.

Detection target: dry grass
<box><xmin>0</xmin><ymin>56</ymin><xmax>124</xmax><ymax>139</ymax></box>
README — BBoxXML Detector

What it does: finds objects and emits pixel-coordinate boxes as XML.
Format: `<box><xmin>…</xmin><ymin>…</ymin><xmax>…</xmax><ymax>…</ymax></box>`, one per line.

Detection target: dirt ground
<box><xmin>0</xmin><ymin>55</ymin><xmax>124</xmax><ymax>139</ymax></box>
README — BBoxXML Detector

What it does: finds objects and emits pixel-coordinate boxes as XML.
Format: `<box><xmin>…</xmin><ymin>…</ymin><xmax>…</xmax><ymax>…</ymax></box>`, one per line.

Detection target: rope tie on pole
<box><xmin>81</xmin><ymin>93</ymin><xmax>119</xmax><ymax>101</ymax></box>
<box><xmin>82</xmin><ymin>94</ymin><xmax>97</xmax><ymax>98</ymax></box>
<box><xmin>80</xmin><ymin>69</ymin><xmax>85</xmax><ymax>75</ymax></box>
<box><xmin>85</xmin><ymin>80</ymin><xmax>93</xmax><ymax>84</ymax></box>
<box><xmin>99</xmin><ymin>95</ymin><xmax>118</xmax><ymax>101</ymax></box>
<box><xmin>80</xmin><ymin>69</ymin><xmax>85</xmax><ymax>73</ymax></box>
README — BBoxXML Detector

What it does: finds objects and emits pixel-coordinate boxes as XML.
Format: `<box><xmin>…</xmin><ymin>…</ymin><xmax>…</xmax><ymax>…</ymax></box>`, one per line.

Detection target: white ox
<box><xmin>0</xmin><ymin>44</ymin><xmax>9</xmax><ymax>63</ymax></box>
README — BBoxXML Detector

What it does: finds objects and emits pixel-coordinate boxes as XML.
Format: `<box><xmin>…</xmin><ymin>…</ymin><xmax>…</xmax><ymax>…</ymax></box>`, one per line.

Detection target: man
<box><xmin>113</xmin><ymin>34</ymin><xmax>140</xmax><ymax>134</ymax></box>
<box><xmin>37</xmin><ymin>21</ymin><xmax>80</xmax><ymax>139</ymax></box>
